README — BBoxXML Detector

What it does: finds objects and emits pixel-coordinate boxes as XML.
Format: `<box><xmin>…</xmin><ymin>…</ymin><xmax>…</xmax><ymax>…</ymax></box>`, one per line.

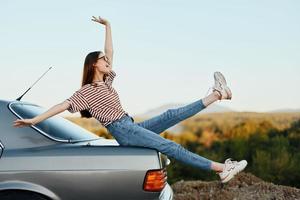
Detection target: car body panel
<box><xmin>0</xmin><ymin>144</ymin><xmax>160</xmax><ymax>171</ymax></box>
<box><xmin>0</xmin><ymin>99</ymin><xmax>173</xmax><ymax>200</ymax></box>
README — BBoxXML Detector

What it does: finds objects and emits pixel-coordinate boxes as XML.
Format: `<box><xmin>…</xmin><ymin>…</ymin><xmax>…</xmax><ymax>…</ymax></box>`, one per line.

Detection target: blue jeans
<box><xmin>105</xmin><ymin>99</ymin><xmax>213</xmax><ymax>171</ymax></box>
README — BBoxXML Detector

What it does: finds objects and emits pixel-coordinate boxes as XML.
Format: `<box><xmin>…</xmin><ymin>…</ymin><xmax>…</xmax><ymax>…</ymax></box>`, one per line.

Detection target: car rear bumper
<box><xmin>159</xmin><ymin>183</ymin><xmax>173</xmax><ymax>200</ymax></box>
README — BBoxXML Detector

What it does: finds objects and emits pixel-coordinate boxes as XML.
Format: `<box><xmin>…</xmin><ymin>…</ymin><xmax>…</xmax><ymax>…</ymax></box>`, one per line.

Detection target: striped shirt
<box><xmin>66</xmin><ymin>70</ymin><xmax>128</xmax><ymax>127</ymax></box>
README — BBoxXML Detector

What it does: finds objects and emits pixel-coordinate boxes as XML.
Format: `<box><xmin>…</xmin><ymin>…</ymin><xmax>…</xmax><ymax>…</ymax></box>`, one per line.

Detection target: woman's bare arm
<box><xmin>92</xmin><ymin>16</ymin><xmax>114</xmax><ymax>67</ymax></box>
<box><xmin>13</xmin><ymin>101</ymin><xmax>71</xmax><ymax>127</ymax></box>
<box><xmin>104</xmin><ymin>23</ymin><xmax>113</xmax><ymax>66</ymax></box>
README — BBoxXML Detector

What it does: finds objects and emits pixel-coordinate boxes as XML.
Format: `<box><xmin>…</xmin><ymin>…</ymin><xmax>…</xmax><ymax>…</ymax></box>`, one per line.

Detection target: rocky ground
<box><xmin>170</xmin><ymin>172</ymin><xmax>300</xmax><ymax>200</ymax></box>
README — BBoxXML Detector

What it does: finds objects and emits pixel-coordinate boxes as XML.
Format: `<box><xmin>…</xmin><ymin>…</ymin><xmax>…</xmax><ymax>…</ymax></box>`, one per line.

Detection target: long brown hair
<box><xmin>80</xmin><ymin>51</ymin><xmax>102</xmax><ymax>118</ymax></box>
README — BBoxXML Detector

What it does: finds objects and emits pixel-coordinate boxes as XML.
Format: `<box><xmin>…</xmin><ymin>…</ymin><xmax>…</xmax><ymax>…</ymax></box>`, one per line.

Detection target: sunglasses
<box><xmin>98</xmin><ymin>54</ymin><xmax>109</xmax><ymax>62</ymax></box>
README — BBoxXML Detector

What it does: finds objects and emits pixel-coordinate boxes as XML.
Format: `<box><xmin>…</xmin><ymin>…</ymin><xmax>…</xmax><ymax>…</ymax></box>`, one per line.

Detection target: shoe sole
<box><xmin>214</xmin><ymin>72</ymin><xmax>227</xmax><ymax>86</ymax></box>
<box><xmin>221</xmin><ymin>161</ymin><xmax>247</xmax><ymax>183</ymax></box>
<box><xmin>224</xmin><ymin>86</ymin><xmax>232</xmax><ymax>100</ymax></box>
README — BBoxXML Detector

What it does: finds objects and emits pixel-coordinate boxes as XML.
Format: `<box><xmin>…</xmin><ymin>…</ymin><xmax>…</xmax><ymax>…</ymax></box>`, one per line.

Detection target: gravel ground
<box><xmin>171</xmin><ymin>172</ymin><xmax>300</xmax><ymax>200</ymax></box>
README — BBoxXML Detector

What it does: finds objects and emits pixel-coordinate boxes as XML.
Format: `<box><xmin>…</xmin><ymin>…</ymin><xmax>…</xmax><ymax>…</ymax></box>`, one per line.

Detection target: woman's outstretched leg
<box><xmin>135</xmin><ymin>91</ymin><xmax>223</xmax><ymax>134</ymax></box>
<box><xmin>121</xmin><ymin>122</ymin><xmax>214</xmax><ymax>171</ymax></box>
<box><xmin>110</xmin><ymin>121</ymin><xmax>247</xmax><ymax>183</ymax></box>
<box><xmin>135</xmin><ymin>98</ymin><xmax>206</xmax><ymax>134</ymax></box>
<box><xmin>135</xmin><ymin>71</ymin><xmax>232</xmax><ymax>134</ymax></box>
<box><xmin>125</xmin><ymin>71</ymin><xmax>247</xmax><ymax>182</ymax></box>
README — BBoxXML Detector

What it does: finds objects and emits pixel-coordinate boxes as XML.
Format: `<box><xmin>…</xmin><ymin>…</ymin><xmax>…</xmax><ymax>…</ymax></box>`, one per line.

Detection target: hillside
<box><xmin>171</xmin><ymin>172</ymin><xmax>300</xmax><ymax>200</ymax></box>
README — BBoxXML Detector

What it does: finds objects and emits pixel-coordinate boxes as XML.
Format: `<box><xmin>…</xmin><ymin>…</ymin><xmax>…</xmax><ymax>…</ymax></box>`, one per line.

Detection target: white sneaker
<box><xmin>217</xmin><ymin>158</ymin><xmax>248</xmax><ymax>183</ymax></box>
<box><xmin>212</xmin><ymin>71</ymin><xmax>232</xmax><ymax>100</ymax></box>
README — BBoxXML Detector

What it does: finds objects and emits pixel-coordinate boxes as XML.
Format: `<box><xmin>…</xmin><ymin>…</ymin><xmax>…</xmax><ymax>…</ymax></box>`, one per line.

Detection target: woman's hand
<box><xmin>13</xmin><ymin>118</ymin><xmax>36</xmax><ymax>128</ymax></box>
<box><xmin>91</xmin><ymin>16</ymin><xmax>110</xmax><ymax>26</ymax></box>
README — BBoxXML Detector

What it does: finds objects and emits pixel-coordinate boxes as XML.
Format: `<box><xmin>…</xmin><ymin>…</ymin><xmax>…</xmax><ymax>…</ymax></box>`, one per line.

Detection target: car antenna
<box><xmin>16</xmin><ymin>67</ymin><xmax>53</xmax><ymax>101</ymax></box>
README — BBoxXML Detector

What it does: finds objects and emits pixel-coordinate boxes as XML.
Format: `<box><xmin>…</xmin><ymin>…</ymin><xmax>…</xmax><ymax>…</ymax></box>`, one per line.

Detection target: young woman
<box><xmin>13</xmin><ymin>16</ymin><xmax>247</xmax><ymax>183</ymax></box>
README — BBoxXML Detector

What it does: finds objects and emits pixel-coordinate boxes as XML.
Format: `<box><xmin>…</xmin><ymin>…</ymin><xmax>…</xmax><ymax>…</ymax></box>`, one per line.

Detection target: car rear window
<box><xmin>10</xmin><ymin>103</ymin><xmax>100</xmax><ymax>142</ymax></box>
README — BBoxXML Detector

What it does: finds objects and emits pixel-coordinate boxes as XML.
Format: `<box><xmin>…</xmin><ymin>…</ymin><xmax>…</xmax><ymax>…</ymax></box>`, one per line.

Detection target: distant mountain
<box><xmin>134</xmin><ymin>103</ymin><xmax>234</xmax><ymax>119</ymax></box>
<box><xmin>269</xmin><ymin>108</ymin><xmax>300</xmax><ymax>113</ymax></box>
<box><xmin>197</xmin><ymin>104</ymin><xmax>234</xmax><ymax>114</ymax></box>
<box><xmin>133</xmin><ymin>103</ymin><xmax>234</xmax><ymax>134</ymax></box>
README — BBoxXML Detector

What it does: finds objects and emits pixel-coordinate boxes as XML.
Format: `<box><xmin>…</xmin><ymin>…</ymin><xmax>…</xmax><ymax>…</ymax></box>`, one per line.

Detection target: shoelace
<box><xmin>224</xmin><ymin>158</ymin><xmax>239</xmax><ymax>170</ymax></box>
<box><xmin>225</xmin><ymin>158</ymin><xmax>236</xmax><ymax>164</ymax></box>
<box><xmin>216</xmin><ymin>158</ymin><xmax>236</xmax><ymax>175</ymax></box>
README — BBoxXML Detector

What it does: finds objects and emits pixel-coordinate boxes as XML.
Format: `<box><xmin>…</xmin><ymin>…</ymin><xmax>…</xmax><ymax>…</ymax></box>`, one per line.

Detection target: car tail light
<box><xmin>143</xmin><ymin>168</ymin><xmax>167</xmax><ymax>192</ymax></box>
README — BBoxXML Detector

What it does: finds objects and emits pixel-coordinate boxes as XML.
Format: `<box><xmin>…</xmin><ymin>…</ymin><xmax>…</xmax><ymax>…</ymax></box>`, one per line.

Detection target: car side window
<box><xmin>9</xmin><ymin>102</ymin><xmax>100</xmax><ymax>142</ymax></box>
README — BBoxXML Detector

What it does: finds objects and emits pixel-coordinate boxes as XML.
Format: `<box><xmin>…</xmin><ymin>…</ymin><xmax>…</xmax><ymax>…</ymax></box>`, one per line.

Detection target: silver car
<box><xmin>0</xmin><ymin>99</ymin><xmax>174</xmax><ymax>200</ymax></box>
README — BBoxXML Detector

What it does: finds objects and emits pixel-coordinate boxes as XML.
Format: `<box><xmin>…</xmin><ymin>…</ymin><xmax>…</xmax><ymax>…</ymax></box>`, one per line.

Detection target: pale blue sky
<box><xmin>1</xmin><ymin>0</ymin><xmax>299</xmax><ymax>116</ymax></box>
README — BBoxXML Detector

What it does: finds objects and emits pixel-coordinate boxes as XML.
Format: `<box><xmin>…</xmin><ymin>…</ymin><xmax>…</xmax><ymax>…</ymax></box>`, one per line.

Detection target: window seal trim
<box><xmin>0</xmin><ymin>140</ymin><xmax>4</xmax><ymax>158</ymax></box>
<box><xmin>8</xmin><ymin>101</ymin><xmax>70</xmax><ymax>143</ymax></box>
<box><xmin>0</xmin><ymin>140</ymin><xmax>4</xmax><ymax>149</ymax></box>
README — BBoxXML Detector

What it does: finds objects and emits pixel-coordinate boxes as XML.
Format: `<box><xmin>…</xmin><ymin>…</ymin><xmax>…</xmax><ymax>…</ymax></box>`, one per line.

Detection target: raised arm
<box><xmin>13</xmin><ymin>101</ymin><xmax>71</xmax><ymax>127</ymax></box>
<box><xmin>92</xmin><ymin>16</ymin><xmax>114</xmax><ymax>68</ymax></box>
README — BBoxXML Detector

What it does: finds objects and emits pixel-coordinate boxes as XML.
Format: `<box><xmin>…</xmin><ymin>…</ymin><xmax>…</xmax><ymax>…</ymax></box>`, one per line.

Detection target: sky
<box><xmin>0</xmin><ymin>0</ymin><xmax>299</xmax><ymax>117</ymax></box>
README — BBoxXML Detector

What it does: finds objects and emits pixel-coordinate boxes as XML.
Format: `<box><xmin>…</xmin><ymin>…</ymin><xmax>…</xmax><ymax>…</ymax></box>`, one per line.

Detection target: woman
<box><xmin>13</xmin><ymin>16</ymin><xmax>247</xmax><ymax>183</ymax></box>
